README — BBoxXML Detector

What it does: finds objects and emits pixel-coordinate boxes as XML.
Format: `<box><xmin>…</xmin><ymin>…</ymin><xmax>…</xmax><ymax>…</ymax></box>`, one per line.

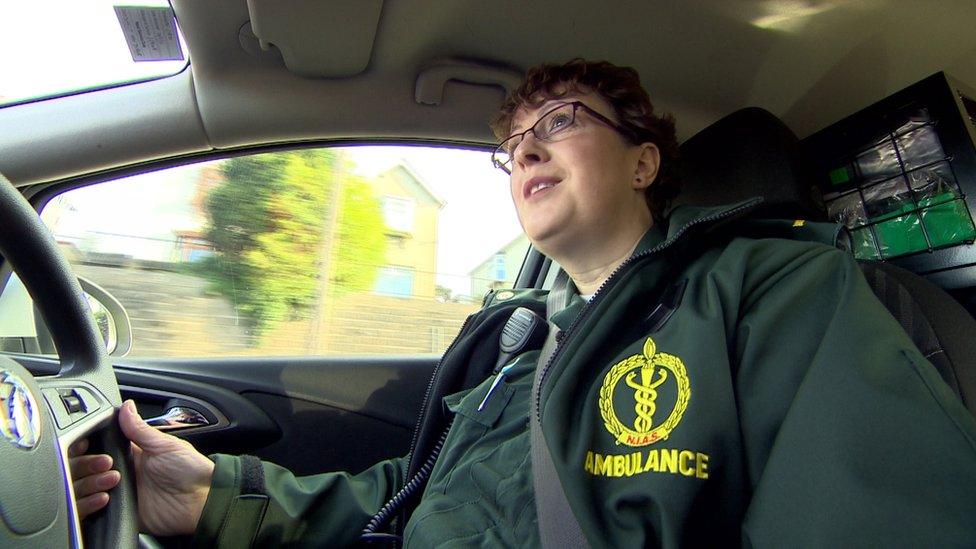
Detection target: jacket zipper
<box><xmin>533</xmin><ymin>198</ymin><xmax>762</xmax><ymax>420</ymax></box>
<box><xmin>406</xmin><ymin>313</ymin><xmax>475</xmax><ymax>465</ymax></box>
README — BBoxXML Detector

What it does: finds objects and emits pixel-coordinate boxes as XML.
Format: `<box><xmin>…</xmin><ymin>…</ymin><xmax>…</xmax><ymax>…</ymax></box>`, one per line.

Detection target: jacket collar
<box><xmin>635</xmin><ymin>197</ymin><xmax>765</xmax><ymax>255</ymax></box>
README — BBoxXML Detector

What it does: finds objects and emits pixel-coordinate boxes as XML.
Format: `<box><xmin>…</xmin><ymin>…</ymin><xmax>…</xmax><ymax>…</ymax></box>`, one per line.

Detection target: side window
<box><xmin>24</xmin><ymin>146</ymin><xmax>527</xmax><ymax>358</ymax></box>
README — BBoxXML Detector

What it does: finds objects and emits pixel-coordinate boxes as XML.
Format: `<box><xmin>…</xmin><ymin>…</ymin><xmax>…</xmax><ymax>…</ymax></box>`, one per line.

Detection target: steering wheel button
<box><xmin>64</xmin><ymin>395</ymin><xmax>84</xmax><ymax>413</ymax></box>
<box><xmin>75</xmin><ymin>386</ymin><xmax>102</xmax><ymax>413</ymax></box>
<box><xmin>41</xmin><ymin>389</ymin><xmax>72</xmax><ymax>429</ymax></box>
<box><xmin>56</xmin><ymin>388</ymin><xmax>86</xmax><ymax>414</ymax></box>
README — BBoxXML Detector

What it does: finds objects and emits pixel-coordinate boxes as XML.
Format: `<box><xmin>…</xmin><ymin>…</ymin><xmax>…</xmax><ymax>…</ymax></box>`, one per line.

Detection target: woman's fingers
<box><xmin>69</xmin><ymin>453</ymin><xmax>113</xmax><ymax>481</ymax></box>
<box><xmin>73</xmin><ymin>470</ymin><xmax>121</xmax><ymax>499</ymax></box>
<box><xmin>69</xmin><ymin>447</ymin><xmax>116</xmax><ymax>518</ymax></box>
<box><xmin>68</xmin><ymin>436</ymin><xmax>123</xmax><ymax>521</ymax></box>
<box><xmin>68</xmin><ymin>437</ymin><xmax>89</xmax><ymax>457</ymax></box>
<box><xmin>75</xmin><ymin>492</ymin><xmax>110</xmax><ymax>520</ymax></box>
<box><xmin>119</xmin><ymin>399</ymin><xmax>180</xmax><ymax>453</ymax></box>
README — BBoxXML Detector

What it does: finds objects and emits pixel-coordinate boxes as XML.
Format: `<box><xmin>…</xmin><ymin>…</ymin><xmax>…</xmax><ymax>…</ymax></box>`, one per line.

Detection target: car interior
<box><xmin>2</xmin><ymin>1</ymin><xmax>976</xmax><ymax>546</ymax></box>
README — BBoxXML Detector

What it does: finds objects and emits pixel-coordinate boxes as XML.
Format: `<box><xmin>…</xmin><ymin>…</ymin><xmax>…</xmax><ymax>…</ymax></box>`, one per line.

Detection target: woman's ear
<box><xmin>632</xmin><ymin>143</ymin><xmax>660</xmax><ymax>190</ymax></box>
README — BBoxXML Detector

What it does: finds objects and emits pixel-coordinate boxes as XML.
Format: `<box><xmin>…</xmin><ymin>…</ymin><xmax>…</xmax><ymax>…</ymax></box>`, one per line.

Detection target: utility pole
<box><xmin>307</xmin><ymin>167</ymin><xmax>344</xmax><ymax>353</ymax></box>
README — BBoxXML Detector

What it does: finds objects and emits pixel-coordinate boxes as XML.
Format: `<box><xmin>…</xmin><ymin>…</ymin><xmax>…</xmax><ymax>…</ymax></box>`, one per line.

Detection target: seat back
<box><xmin>678</xmin><ymin>107</ymin><xmax>976</xmax><ymax>417</ymax></box>
<box><xmin>673</xmin><ymin>107</ymin><xmax>826</xmax><ymax>222</ymax></box>
<box><xmin>858</xmin><ymin>261</ymin><xmax>976</xmax><ymax>414</ymax></box>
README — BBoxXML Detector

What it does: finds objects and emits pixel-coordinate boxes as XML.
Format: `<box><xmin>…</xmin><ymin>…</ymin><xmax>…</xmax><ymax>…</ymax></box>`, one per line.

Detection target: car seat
<box><xmin>673</xmin><ymin>107</ymin><xmax>976</xmax><ymax>417</ymax></box>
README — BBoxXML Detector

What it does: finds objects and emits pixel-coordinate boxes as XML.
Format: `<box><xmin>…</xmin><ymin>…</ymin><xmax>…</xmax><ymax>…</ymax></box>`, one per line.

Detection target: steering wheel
<box><xmin>0</xmin><ymin>173</ymin><xmax>138</xmax><ymax>548</ymax></box>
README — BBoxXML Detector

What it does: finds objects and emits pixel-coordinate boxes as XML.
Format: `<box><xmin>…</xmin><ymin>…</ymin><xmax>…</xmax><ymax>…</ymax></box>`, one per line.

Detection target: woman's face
<box><xmin>507</xmin><ymin>91</ymin><xmax>656</xmax><ymax>258</ymax></box>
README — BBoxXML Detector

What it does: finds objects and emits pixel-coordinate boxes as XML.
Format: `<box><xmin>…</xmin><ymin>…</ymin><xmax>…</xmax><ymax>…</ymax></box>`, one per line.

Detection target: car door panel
<box><xmin>117</xmin><ymin>356</ymin><xmax>438</xmax><ymax>474</ymax></box>
<box><xmin>13</xmin><ymin>354</ymin><xmax>436</xmax><ymax>475</ymax></box>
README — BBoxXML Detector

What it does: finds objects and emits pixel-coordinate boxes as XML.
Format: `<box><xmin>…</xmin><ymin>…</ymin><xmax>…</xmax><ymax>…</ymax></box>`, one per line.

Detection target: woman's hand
<box><xmin>69</xmin><ymin>400</ymin><xmax>216</xmax><ymax>537</ymax></box>
<box><xmin>68</xmin><ymin>438</ymin><xmax>120</xmax><ymax>519</ymax></box>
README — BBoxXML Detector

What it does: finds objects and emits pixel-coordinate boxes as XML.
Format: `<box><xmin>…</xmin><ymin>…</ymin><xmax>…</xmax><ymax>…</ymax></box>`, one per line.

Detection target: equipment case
<box><xmin>803</xmin><ymin>72</ymin><xmax>976</xmax><ymax>289</ymax></box>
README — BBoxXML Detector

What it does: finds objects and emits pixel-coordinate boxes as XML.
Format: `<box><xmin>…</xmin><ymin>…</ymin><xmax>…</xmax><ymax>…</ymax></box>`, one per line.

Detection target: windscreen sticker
<box><xmin>114</xmin><ymin>6</ymin><xmax>184</xmax><ymax>62</ymax></box>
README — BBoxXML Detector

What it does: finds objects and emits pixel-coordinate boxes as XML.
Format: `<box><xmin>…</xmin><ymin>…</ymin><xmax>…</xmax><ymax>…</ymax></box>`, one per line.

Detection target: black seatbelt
<box><xmin>530</xmin><ymin>270</ymin><xmax>591</xmax><ymax>549</ymax></box>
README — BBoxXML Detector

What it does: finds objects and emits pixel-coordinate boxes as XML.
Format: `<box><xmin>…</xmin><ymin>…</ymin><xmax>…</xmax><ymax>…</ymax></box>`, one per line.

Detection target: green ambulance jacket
<box><xmin>193</xmin><ymin>198</ymin><xmax>976</xmax><ymax>547</ymax></box>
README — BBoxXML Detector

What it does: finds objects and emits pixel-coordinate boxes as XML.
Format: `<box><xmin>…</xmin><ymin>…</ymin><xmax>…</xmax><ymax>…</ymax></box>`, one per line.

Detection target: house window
<box><xmin>383</xmin><ymin>196</ymin><xmax>415</xmax><ymax>232</ymax></box>
<box><xmin>375</xmin><ymin>266</ymin><xmax>415</xmax><ymax>297</ymax></box>
<box><xmin>492</xmin><ymin>252</ymin><xmax>506</xmax><ymax>281</ymax></box>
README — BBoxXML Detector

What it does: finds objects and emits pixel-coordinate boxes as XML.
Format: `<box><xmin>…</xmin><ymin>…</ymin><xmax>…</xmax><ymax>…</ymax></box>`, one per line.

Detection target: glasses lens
<box><xmin>537</xmin><ymin>104</ymin><xmax>576</xmax><ymax>140</ymax></box>
<box><xmin>492</xmin><ymin>151</ymin><xmax>511</xmax><ymax>175</ymax></box>
<box><xmin>493</xmin><ymin>137</ymin><xmax>518</xmax><ymax>173</ymax></box>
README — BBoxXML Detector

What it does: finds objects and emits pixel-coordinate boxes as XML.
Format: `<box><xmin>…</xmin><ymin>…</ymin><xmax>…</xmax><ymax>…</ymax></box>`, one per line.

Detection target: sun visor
<box><xmin>244</xmin><ymin>0</ymin><xmax>383</xmax><ymax>77</ymax></box>
<box><xmin>414</xmin><ymin>59</ymin><xmax>523</xmax><ymax>107</ymax></box>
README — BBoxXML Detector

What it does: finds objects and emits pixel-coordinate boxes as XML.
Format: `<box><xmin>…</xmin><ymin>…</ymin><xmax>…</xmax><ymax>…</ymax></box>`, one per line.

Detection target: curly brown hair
<box><xmin>491</xmin><ymin>58</ymin><xmax>680</xmax><ymax>223</ymax></box>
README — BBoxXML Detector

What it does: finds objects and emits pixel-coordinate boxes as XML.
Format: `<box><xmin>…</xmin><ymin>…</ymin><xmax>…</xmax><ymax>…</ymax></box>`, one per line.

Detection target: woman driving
<box><xmin>71</xmin><ymin>58</ymin><xmax>976</xmax><ymax>547</ymax></box>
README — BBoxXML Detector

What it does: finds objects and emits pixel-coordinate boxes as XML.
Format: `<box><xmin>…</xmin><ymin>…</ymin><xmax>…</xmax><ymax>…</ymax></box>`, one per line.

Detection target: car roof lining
<box><xmin>2</xmin><ymin>0</ymin><xmax>976</xmax><ymax>187</ymax></box>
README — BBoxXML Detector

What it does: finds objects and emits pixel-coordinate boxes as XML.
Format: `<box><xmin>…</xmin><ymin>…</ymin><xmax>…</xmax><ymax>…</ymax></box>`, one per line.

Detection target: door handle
<box><xmin>144</xmin><ymin>406</ymin><xmax>212</xmax><ymax>431</ymax></box>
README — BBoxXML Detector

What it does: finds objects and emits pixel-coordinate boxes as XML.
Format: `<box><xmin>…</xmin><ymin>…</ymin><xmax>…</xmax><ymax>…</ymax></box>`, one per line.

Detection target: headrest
<box><xmin>671</xmin><ymin>107</ymin><xmax>826</xmax><ymax>221</ymax></box>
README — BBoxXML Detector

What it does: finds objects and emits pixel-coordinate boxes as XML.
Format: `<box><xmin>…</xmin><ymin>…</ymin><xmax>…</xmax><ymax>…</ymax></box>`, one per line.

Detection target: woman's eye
<box><xmin>546</xmin><ymin>113</ymin><xmax>572</xmax><ymax>133</ymax></box>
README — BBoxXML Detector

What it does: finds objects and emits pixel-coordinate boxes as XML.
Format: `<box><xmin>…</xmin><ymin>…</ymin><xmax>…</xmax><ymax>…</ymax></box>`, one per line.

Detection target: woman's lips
<box><xmin>523</xmin><ymin>177</ymin><xmax>560</xmax><ymax>199</ymax></box>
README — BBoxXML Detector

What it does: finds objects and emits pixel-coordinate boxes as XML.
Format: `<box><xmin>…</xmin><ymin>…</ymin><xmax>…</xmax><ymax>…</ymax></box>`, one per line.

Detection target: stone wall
<box><xmin>72</xmin><ymin>263</ymin><xmax>476</xmax><ymax>358</ymax></box>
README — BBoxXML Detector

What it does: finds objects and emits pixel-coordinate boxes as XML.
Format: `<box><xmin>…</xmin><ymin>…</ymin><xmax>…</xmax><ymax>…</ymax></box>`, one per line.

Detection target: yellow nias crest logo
<box><xmin>599</xmin><ymin>338</ymin><xmax>690</xmax><ymax>447</ymax></box>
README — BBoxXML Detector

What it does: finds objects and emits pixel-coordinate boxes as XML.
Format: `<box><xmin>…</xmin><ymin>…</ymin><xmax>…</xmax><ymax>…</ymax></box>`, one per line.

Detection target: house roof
<box><xmin>380</xmin><ymin>162</ymin><xmax>445</xmax><ymax>208</ymax></box>
<box><xmin>468</xmin><ymin>232</ymin><xmax>529</xmax><ymax>275</ymax></box>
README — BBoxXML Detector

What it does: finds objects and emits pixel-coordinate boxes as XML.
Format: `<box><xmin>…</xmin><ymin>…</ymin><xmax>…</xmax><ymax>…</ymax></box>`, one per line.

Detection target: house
<box><xmin>468</xmin><ymin>233</ymin><xmax>530</xmax><ymax>300</ymax></box>
<box><xmin>371</xmin><ymin>163</ymin><xmax>444</xmax><ymax>298</ymax></box>
<box><xmin>173</xmin><ymin>229</ymin><xmax>213</xmax><ymax>262</ymax></box>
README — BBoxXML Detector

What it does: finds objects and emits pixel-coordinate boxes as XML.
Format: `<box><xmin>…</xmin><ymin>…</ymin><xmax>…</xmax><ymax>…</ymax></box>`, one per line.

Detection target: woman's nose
<box><xmin>514</xmin><ymin>131</ymin><xmax>548</xmax><ymax>169</ymax></box>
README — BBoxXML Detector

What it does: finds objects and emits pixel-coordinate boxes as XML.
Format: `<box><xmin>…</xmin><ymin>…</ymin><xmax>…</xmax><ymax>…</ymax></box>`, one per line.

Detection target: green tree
<box><xmin>435</xmin><ymin>285</ymin><xmax>453</xmax><ymax>302</ymax></box>
<box><xmin>199</xmin><ymin>149</ymin><xmax>386</xmax><ymax>339</ymax></box>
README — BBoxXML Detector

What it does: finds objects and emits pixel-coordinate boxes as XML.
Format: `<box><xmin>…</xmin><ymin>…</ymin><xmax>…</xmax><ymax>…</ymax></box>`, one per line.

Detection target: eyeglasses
<box><xmin>491</xmin><ymin>101</ymin><xmax>636</xmax><ymax>174</ymax></box>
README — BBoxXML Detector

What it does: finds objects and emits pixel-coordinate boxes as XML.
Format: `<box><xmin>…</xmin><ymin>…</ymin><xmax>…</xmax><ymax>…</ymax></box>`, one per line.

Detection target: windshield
<box><xmin>0</xmin><ymin>1</ymin><xmax>188</xmax><ymax>107</ymax></box>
